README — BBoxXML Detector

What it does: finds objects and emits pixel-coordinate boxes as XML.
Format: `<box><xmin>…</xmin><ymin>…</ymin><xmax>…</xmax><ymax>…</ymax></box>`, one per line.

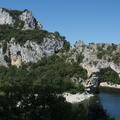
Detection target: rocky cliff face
<box><xmin>0</xmin><ymin>8</ymin><xmax>64</xmax><ymax>67</ymax></box>
<box><xmin>0</xmin><ymin>8</ymin><xmax>42</xmax><ymax>30</ymax></box>
<box><xmin>68</xmin><ymin>41</ymin><xmax>120</xmax><ymax>93</ymax></box>
<box><xmin>73</xmin><ymin>41</ymin><xmax>120</xmax><ymax>76</ymax></box>
<box><xmin>0</xmin><ymin>35</ymin><xmax>63</xmax><ymax>67</ymax></box>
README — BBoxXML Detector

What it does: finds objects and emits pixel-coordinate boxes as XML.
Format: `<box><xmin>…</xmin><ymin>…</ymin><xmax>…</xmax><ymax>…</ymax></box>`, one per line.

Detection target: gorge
<box><xmin>0</xmin><ymin>7</ymin><xmax>119</xmax><ymax>120</ymax></box>
<box><xmin>0</xmin><ymin>8</ymin><xmax>120</xmax><ymax>94</ymax></box>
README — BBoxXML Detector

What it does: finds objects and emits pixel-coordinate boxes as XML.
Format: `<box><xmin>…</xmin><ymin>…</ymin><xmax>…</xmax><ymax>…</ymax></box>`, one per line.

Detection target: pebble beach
<box><xmin>63</xmin><ymin>93</ymin><xmax>94</xmax><ymax>103</ymax></box>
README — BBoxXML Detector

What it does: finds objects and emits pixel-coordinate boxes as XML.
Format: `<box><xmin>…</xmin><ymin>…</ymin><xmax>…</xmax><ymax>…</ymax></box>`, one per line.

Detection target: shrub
<box><xmin>76</xmin><ymin>83</ymin><xmax>84</xmax><ymax>93</ymax></box>
<box><xmin>63</xmin><ymin>41</ymin><xmax>70</xmax><ymax>52</ymax></box>
<box><xmin>76</xmin><ymin>52</ymin><xmax>84</xmax><ymax>63</ymax></box>
<box><xmin>4</xmin><ymin>55</ymin><xmax>11</xmax><ymax>63</ymax></box>
<box><xmin>97</xmin><ymin>52</ymin><xmax>102</xmax><ymax>59</ymax></box>
<box><xmin>2</xmin><ymin>8</ymin><xmax>23</xmax><ymax>19</ymax></box>
<box><xmin>108</xmin><ymin>58</ymin><xmax>111</xmax><ymax>62</ymax></box>
<box><xmin>111</xmin><ymin>43</ymin><xmax>117</xmax><ymax>51</ymax></box>
<box><xmin>14</xmin><ymin>20</ymin><xmax>25</xmax><ymax>29</ymax></box>
<box><xmin>107</xmin><ymin>46</ymin><xmax>111</xmax><ymax>51</ymax></box>
<box><xmin>2</xmin><ymin>42</ymin><xmax>7</xmax><ymax>54</ymax></box>
<box><xmin>97</xmin><ymin>45</ymin><xmax>103</xmax><ymax>51</ymax></box>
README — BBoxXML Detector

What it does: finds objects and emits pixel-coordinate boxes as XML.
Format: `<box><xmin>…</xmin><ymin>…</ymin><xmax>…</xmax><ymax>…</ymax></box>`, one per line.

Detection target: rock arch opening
<box><xmin>84</xmin><ymin>67</ymin><xmax>120</xmax><ymax>94</ymax></box>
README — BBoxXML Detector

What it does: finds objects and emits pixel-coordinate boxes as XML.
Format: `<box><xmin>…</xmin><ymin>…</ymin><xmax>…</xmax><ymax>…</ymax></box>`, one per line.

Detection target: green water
<box><xmin>84</xmin><ymin>87</ymin><xmax>120</xmax><ymax>120</ymax></box>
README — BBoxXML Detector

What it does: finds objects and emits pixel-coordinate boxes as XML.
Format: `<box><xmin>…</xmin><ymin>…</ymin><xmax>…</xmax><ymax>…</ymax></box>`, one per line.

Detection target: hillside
<box><xmin>65</xmin><ymin>40</ymin><xmax>120</xmax><ymax>93</ymax></box>
<box><xmin>0</xmin><ymin>8</ymin><xmax>120</xmax><ymax>92</ymax></box>
<box><xmin>0</xmin><ymin>8</ymin><xmax>117</xmax><ymax>120</ymax></box>
<box><xmin>0</xmin><ymin>8</ymin><xmax>70</xmax><ymax>67</ymax></box>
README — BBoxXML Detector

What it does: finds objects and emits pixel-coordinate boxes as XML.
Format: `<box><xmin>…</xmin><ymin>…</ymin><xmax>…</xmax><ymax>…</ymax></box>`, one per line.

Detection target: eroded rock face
<box><xmin>0</xmin><ymin>35</ymin><xmax>64</xmax><ymax>67</ymax></box>
<box><xmin>19</xmin><ymin>10</ymin><xmax>42</xmax><ymax>30</ymax></box>
<box><xmin>0</xmin><ymin>8</ymin><xmax>63</xmax><ymax>67</ymax></box>
<box><xmin>69</xmin><ymin>40</ymin><xmax>120</xmax><ymax>93</ymax></box>
<box><xmin>11</xmin><ymin>55</ymin><xmax>22</xmax><ymax>67</ymax></box>
<box><xmin>71</xmin><ymin>40</ymin><xmax>120</xmax><ymax>77</ymax></box>
<box><xmin>0</xmin><ymin>8</ymin><xmax>42</xmax><ymax>30</ymax></box>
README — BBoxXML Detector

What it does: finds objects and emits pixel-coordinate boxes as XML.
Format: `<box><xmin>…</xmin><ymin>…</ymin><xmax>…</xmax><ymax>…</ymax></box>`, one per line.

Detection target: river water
<box><xmin>86</xmin><ymin>87</ymin><xmax>120</xmax><ymax>120</ymax></box>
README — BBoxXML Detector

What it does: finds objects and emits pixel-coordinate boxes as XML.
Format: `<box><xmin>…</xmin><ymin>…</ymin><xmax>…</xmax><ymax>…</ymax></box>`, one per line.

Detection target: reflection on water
<box><xmin>99</xmin><ymin>87</ymin><xmax>120</xmax><ymax>95</ymax></box>
<box><xmin>82</xmin><ymin>94</ymin><xmax>101</xmax><ymax>108</ymax></box>
<box><xmin>87</xmin><ymin>87</ymin><xmax>120</xmax><ymax>120</ymax></box>
<box><xmin>74</xmin><ymin>87</ymin><xmax>120</xmax><ymax>119</ymax></box>
<box><xmin>98</xmin><ymin>87</ymin><xmax>120</xmax><ymax>120</ymax></box>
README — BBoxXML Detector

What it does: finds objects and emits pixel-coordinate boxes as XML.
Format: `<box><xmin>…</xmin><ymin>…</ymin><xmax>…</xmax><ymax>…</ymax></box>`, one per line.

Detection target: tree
<box><xmin>54</xmin><ymin>31</ymin><xmax>60</xmax><ymax>36</ymax></box>
<box><xmin>76</xmin><ymin>52</ymin><xmax>84</xmax><ymax>63</ymax></box>
<box><xmin>97</xmin><ymin>46</ymin><xmax>103</xmax><ymax>51</ymax></box>
<box><xmin>72</xmin><ymin>103</ymin><xmax>87</xmax><ymax>120</ymax></box>
<box><xmin>63</xmin><ymin>41</ymin><xmax>70</xmax><ymax>52</ymax></box>
<box><xmin>0</xmin><ymin>76</ymin><xmax>73</xmax><ymax>120</ymax></box>
<box><xmin>97</xmin><ymin>52</ymin><xmax>102</xmax><ymax>59</ymax></box>
<box><xmin>101</xmin><ymin>70</ymin><xmax>119</xmax><ymax>84</ymax></box>
<box><xmin>86</xmin><ymin>102</ymin><xmax>115</xmax><ymax>120</ymax></box>
<box><xmin>2</xmin><ymin>42</ymin><xmax>7</xmax><ymax>54</ymax></box>
<box><xmin>76</xmin><ymin>83</ymin><xmax>84</xmax><ymax>93</ymax></box>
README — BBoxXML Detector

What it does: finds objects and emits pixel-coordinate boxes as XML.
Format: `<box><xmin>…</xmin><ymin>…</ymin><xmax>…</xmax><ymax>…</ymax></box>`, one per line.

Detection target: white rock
<box><xmin>0</xmin><ymin>8</ymin><xmax>42</xmax><ymax>30</ymax></box>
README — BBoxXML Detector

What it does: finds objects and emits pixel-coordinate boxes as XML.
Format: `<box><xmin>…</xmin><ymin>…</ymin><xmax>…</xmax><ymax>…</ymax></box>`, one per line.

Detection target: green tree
<box><xmin>76</xmin><ymin>83</ymin><xmax>84</xmax><ymax>93</ymax></box>
<box><xmin>2</xmin><ymin>42</ymin><xmax>7</xmax><ymax>54</ymax></box>
<box><xmin>97</xmin><ymin>52</ymin><xmax>102</xmax><ymax>59</ymax></box>
<box><xmin>87</xmin><ymin>102</ymin><xmax>115</xmax><ymax>120</ymax></box>
<box><xmin>63</xmin><ymin>41</ymin><xmax>70</xmax><ymax>52</ymax></box>
<box><xmin>76</xmin><ymin>52</ymin><xmax>84</xmax><ymax>63</ymax></box>
<box><xmin>4</xmin><ymin>55</ymin><xmax>11</xmax><ymax>63</ymax></box>
<box><xmin>0</xmin><ymin>75</ymin><xmax>73</xmax><ymax>120</ymax></box>
<box><xmin>97</xmin><ymin>46</ymin><xmax>103</xmax><ymax>51</ymax></box>
<box><xmin>101</xmin><ymin>70</ymin><xmax>119</xmax><ymax>84</ymax></box>
<box><xmin>72</xmin><ymin>103</ymin><xmax>86</xmax><ymax>120</ymax></box>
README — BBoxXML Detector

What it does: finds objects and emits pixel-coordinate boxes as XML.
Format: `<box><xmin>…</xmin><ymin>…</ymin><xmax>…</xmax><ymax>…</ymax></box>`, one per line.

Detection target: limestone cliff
<box><xmin>68</xmin><ymin>41</ymin><xmax>120</xmax><ymax>93</ymax></box>
<box><xmin>0</xmin><ymin>36</ymin><xmax>63</xmax><ymax>67</ymax></box>
<box><xmin>0</xmin><ymin>8</ymin><xmax>120</xmax><ymax>93</ymax></box>
<box><xmin>0</xmin><ymin>8</ymin><xmax>64</xmax><ymax>67</ymax></box>
<box><xmin>0</xmin><ymin>8</ymin><xmax>42</xmax><ymax>30</ymax></box>
<box><xmin>69</xmin><ymin>41</ymin><xmax>120</xmax><ymax>75</ymax></box>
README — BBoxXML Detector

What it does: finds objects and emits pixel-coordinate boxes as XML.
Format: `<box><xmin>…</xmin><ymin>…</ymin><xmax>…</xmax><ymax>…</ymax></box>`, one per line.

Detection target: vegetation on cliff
<box><xmin>0</xmin><ymin>24</ymin><xmax>48</xmax><ymax>44</ymax></box>
<box><xmin>97</xmin><ymin>43</ymin><xmax>120</xmax><ymax>65</ymax></box>
<box><xmin>0</xmin><ymin>25</ymin><xmax>70</xmax><ymax>54</ymax></box>
<box><xmin>2</xmin><ymin>8</ymin><xmax>28</xmax><ymax>18</ymax></box>
<box><xmin>101</xmin><ymin>70</ymin><xmax>120</xmax><ymax>85</ymax></box>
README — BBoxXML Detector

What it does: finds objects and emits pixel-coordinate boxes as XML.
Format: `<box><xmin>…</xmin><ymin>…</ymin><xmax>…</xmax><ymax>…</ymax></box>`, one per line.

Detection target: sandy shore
<box><xmin>100</xmin><ymin>82</ymin><xmax>120</xmax><ymax>89</ymax></box>
<box><xmin>63</xmin><ymin>93</ymin><xmax>94</xmax><ymax>103</ymax></box>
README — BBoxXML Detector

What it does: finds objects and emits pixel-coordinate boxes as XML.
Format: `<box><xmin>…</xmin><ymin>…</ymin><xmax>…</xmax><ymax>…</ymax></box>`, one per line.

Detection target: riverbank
<box><xmin>63</xmin><ymin>93</ymin><xmax>94</xmax><ymax>103</ymax></box>
<box><xmin>100</xmin><ymin>82</ymin><xmax>120</xmax><ymax>89</ymax></box>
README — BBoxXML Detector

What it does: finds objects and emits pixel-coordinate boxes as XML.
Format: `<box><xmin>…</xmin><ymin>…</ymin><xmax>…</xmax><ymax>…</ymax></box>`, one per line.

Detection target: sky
<box><xmin>1</xmin><ymin>0</ymin><xmax>120</xmax><ymax>47</ymax></box>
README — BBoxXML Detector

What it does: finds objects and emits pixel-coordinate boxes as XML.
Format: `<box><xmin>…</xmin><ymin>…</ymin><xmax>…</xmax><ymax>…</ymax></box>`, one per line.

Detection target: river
<box><xmin>84</xmin><ymin>87</ymin><xmax>120</xmax><ymax>120</ymax></box>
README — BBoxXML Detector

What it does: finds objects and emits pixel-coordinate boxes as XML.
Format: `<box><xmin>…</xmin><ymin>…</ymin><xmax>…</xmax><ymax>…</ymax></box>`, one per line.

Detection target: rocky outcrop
<box><xmin>69</xmin><ymin>40</ymin><xmax>120</xmax><ymax>93</ymax></box>
<box><xmin>11</xmin><ymin>55</ymin><xmax>22</xmax><ymax>67</ymax></box>
<box><xmin>0</xmin><ymin>35</ymin><xmax>64</xmax><ymax>67</ymax></box>
<box><xmin>0</xmin><ymin>8</ymin><xmax>64</xmax><ymax>67</ymax></box>
<box><xmin>19</xmin><ymin>10</ymin><xmax>42</xmax><ymax>30</ymax></box>
<box><xmin>71</xmin><ymin>40</ymin><xmax>120</xmax><ymax>77</ymax></box>
<box><xmin>0</xmin><ymin>8</ymin><xmax>14</xmax><ymax>25</ymax></box>
<box><xmin>0</xmin><ymin>8</ymin><xmax>42</xmax><ymax>30</ymax></box>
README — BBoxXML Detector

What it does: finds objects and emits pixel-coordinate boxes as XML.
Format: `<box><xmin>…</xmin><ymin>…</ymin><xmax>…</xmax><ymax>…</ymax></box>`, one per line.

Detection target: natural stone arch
<box><xmin>82</xmin><ymin>62</ymin><xmax>120</xmax><ymax>78</ymax></box>
<box><xmin>82</xmin><ymin>64</ymin><xmax>120</xmax><ymax>93</ymax></box>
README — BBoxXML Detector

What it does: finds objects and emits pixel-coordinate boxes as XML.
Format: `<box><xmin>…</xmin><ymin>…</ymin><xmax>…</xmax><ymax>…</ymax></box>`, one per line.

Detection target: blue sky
<box><xmin>1</xmin><ymin>0</ymin><xmax>120</xmax><ymax>47</ymax></box>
